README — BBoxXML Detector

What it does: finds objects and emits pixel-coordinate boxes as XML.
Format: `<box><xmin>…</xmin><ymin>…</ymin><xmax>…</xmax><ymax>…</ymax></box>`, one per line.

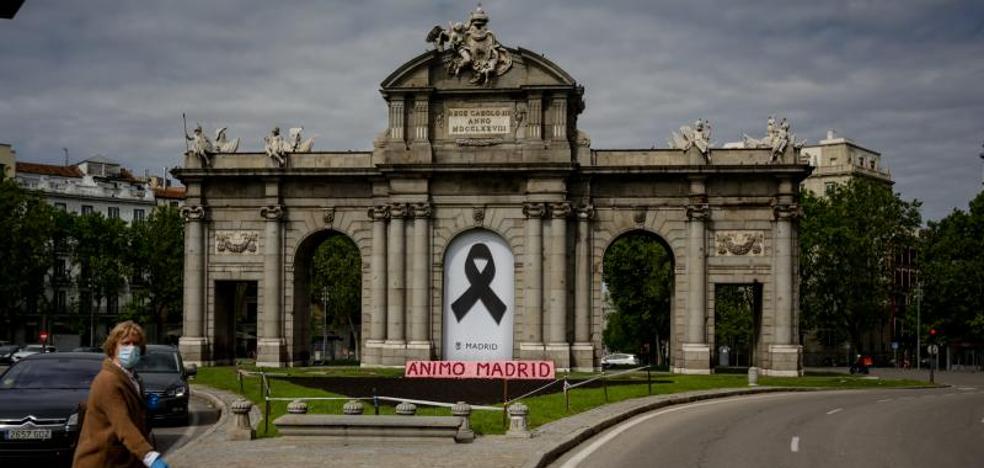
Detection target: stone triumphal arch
<box><xmin>175</xmin><ymin>7</ymin><xmax>809</xmax><ymax>376</ymax></box>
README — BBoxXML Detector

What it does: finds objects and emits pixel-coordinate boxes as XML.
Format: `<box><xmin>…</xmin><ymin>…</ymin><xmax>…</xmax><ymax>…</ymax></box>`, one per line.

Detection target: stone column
<box><xmin>385</xmin><ymin>203</ymin><xmax>407</xmax><ymax>362</ymax></box>
<box><xmin>551</xmin><ymin>96</ymin><xmax>567</xmax><ymax>141</ymax></box>
<box><xmin>366</xmin><ymin>205</ymin><xmax>389</xmax><ymax>363</ymax></box>
<box><xmin>257</xmin><ymin>204</ymin><xmax>285</xmax><ymax>367</ymax></box>
<box><xmin>520</xmin><ymin>203</ymin><xmax>546</xmax><ymax>358</ymax></box>
<box><xmin>413</xmin><ymin>95</ymin><xmax>429</xmax><ymax>143</ymax></box>
<box><xmin>768</xmin><ymin>178</ymin><xmax>803</xmax><ymax>376</ymax></box>
<box><xmin>681</xmin><ymin>177</ymin><xmax>711</xmax><ymax>374</ymax></box>
<box><xmin>389</xmin><ymin>97</ymin><xmax>405</xmax><ymax>142</ymax></box>
<box><xmin>179</xmin><ymin>205</ymin><xmax>208</xmax><ymax>365</ymax></box>
<box><xmin>407</xmin><ymin>202</ymin><xmax>432</xmax><ymax>359</ymax></box>
<box><xmin>546</xmin><ymin>202</ymin><xmax>572</xmax><ymax>368</ymax></box>
<box><xmin>572</xmin><ymin>204</ymin><xmax>595</xmax><ymax>370</ymax></box>
<box><xmin>526</xmin><ymin>94</ymin><xmax>542</xmax><ymax>140</ymax></box>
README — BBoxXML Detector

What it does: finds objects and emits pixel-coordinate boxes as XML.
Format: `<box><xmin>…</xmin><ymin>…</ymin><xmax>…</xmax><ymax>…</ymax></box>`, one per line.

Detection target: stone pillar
<box><xmin>407</xmin><ymin>202</ymin><xmax>432</xmax><ymax>360</ymax></box>
<box><xmin>179</xmin><ymin>205</ymin><xmax>208</xmax><ymax>365</ymax></box>
<box><xmin>384</xmin><ymin>203</ymin><xmax>407</xmax><ymax>363</ymax></box>
<box><xmin>365</xmin><ymin>205</ymin><xmax>389</xmax><ymax>364</ymax></box>
<box><xmin>546</xmin><ymin>202</ymin><xmax>572</xmax><ymax>368</ymax></box>
<box><xmin>526</xmin><ymin>94</ymin><xmax>542</xmax><ymax>140</ymax></box>
<box><xmin>389</xmin><ymin>97</ymin><xmax>405</xmax><ymax>142</ymax></box>
<box><xmin>768</xmin><ymin>179</ymin><xmax>803</xmax><ymax>376</ymax></box>
<box><xmin>551</xmin><ymin>96</ymin><xmax>567</xmax><ymax>141</ymax></box>
<box><xmin>257</xmin><ymin>204</ymin><xmax>285</xmax><ymax>367</ymax></box>
<box><xmin>681</xmin><ymin>178</ymin><xmax>711</xmax><ymax>374</ymax></box>
<box><xmin>413</xmin><ymin>95</ymin><xmax>429</xmax><ymax>143</ymax></box>
<box><xmin>572</xmin><ymin>204</ymin><xmax>595</xmax><ymax>370</ymax></box>
<box><xmin>520</xmin><ymin>203</ymin><xmax>546</xmax><ymax>359</ymax></box>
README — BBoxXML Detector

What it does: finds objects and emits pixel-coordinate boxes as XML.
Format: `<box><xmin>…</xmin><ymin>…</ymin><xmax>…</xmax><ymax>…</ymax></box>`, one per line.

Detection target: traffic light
<box><xmin>929</xmin><ymin>328</ymin><xmax>937</xmax><ymax>337</ymax></box>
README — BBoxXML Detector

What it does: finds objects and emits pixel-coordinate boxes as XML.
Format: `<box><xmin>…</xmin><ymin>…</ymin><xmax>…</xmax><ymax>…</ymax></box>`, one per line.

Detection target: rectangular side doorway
<box><xmin>213</xmin><ymin>281</ymin><xmax>258</xmax><ymax>364</ymax></box>
<box><xmin>713</xmin><ymin>283</ymin><xmax>763</xmax><ymax>369</ymax></box>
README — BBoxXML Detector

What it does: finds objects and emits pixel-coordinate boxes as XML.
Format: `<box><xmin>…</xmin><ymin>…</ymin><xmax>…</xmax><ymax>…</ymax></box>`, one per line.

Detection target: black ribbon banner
<box><xmin>451</xmin><ymin>243</ymin><xmax>507</xmax><ymax>325</ymax></box>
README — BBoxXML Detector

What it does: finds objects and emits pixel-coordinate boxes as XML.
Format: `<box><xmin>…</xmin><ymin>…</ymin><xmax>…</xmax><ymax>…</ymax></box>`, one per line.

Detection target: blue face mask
<box><xmin>118</xmin><ymin>345</ymin><xmax>141</xmax><ymax>369</ymax></box>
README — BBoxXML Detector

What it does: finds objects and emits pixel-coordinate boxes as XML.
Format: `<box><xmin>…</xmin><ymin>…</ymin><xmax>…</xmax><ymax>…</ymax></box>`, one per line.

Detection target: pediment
<box><xmin>381</xmin><ymin>47</ymin><xmax>577</xmax><ymax>92</ymax></box>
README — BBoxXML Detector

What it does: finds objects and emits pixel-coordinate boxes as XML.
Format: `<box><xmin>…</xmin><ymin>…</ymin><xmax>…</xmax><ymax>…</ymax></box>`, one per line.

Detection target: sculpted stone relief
<box><xmin>215</xmin><ymin>231</ymin><xmax>259</xmax><ymax>255</ymax></box>
<box><xmin>184</xmin><ymin>123</ymin><xmax>240</xmax><ymax>167</ymax></box>
<box><xmin>426</xmin><ymin>5</ymin><xmax>513</xmax><ymax>85</ymax></box>
<box><xmin>732</xmin><ymin>115</ymin><xmax>807</xmax><ymax>162</ymax></box>
<box><xmin>714</xmin><ymin>231</ymin><xmax>766</xmax><ymax>256</ymax></box>
<box><xmin>263</xmin><ymin>126</ymin><xmax>315</xmax><ymax>167</ymax></box>
<box><xmin>669</xmin><ymin>118</ymin><xmax>713</xmax><ymax>161</ymax></box>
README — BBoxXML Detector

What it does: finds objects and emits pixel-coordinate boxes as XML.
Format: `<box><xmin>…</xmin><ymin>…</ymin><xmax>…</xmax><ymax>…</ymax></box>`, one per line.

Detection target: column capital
<box><xmin>686</xmin><ymin>203</ymin><xmax>710</xmax><ymax>221</ymax></box>
<box><xmin>180</xmin><ymin>205</ymin><xmax>206</xmax><ymax>222</ymax></box>
<box><xmin>522</xmin><ymin>202</ymin><xmax>547</xmax><ymax>218</ymax></box>
<box><xmin>389</xmin><ymin>202</ymin><xmax>409</xmax><ymax>219</ymax></box>
<box><xmin>576</xmin><ymin>203</ymin><xmax>595</xmax><ymax>221</ymax></box>
<box><xmin>260</xmin><ymin>204</ymin><xmax>284</xmax><ymax>221</ymax></box>
<box><xmin>368</xmin><ymin>204</ymin><xmax>390</xmax><ymax>221</ymax></box>
<box><xmin>549</xmin><ymin>201</ymin><xmax>573</xmax><ymax>219</ymax></box>
<box><xmin>410</xmin><ymin>202</ymin><xmax>432</xmax><ymax>219</ymax></box>
<box><xmin>772</xmin><ymin>202</ymin><xmax>802</xmax><ymax>221</ymax></box>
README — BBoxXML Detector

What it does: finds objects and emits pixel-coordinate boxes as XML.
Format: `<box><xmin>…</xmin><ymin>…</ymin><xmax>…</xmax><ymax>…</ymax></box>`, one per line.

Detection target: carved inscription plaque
<box><xmin>448</xmin><ymin>108</ymin><xmax>511</xmax><ymax>135</ymax></box>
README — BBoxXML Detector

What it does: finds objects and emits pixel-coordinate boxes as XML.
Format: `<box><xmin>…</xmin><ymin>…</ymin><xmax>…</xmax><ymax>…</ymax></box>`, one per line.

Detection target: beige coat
<box><xmin>73</xmin><ymin>358</ymin><xmax>154</xmax><ymax>468</ymax></box>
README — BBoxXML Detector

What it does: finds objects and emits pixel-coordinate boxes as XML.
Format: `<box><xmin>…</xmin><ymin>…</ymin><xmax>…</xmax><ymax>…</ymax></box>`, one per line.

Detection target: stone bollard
<box><xmin>395</xmin><ymin>401</ymin><xmax>417</xmax><ymax>416</ymax></box>
<box><xmin>342</xmin><ymin>399</ymin><xmax>364</xmax><ymax>415</ymax></box>
<box><xmin>287</xmin><ymin>399</ymin><xmax>309</xmax><ymax>414</ymax></box>
<box><xmin>229</xmin><ymin>399</ymin><xmax>255</xmax><ymax>441</ymax></box>
<box><xmin>506</xmin><ymin>402</ymin><xmax>531</xmax><ymax>438</ymax></box>
<box><xmin>450</xmin><ymin>401</ymin><xmax>475</xmax><ymax>443</ymax></box>
<box><xmin>748</xmin><ymin>366</ymin><xmax>759</xmax><ymax>386</ymax></box>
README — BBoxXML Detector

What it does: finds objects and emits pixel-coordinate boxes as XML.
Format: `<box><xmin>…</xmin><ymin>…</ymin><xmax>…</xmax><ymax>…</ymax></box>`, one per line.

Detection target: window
<box><xmin>54</xmin><ymin>202</ymin><xmax>67</xmax><ymax>211</ymax></box>
<box><xmin>81</xmin><ymin>205</ymin><xmax>94</xmax><ymax>215</ymax></box>
<box><xmin>133</xmin><ymin>208</ymin><xmax>145</xmax><ymax>222</ymax></box>
<box><xmin>824</xmin><ymin>182</ymin><xmax>836</xmax><ymax>194</ymax></box>
<box><xmin>170</xmin><ymin>201</ymin><xmax>179</xmax><ymax>208</ymax></box>
<box><xmin>55</xmin><ymin>258</ymin><xmax>68</xmax><ymax>279</ymax></box>
<box><xmin>108</xmin><ymin>206</ymin><xmax>120</xmax><ymax>219</ymax></box>
<box><xmin>107</xmin><ymin>295</ymin><xmax>119</xmax><ymax>314</ymax></box>
<box><xmin>56</xmin><ymin>290</ymin><xmax>67</xmax><ymax>313</ymax></box>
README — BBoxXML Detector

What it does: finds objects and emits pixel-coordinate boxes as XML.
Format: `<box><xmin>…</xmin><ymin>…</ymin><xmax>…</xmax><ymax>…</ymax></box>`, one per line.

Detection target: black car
<box><xmin>136</xmin><ymin>345</ymin><xmax>195</xmax><ymax>424</ymax></box>
<box><xmin>0</xmin><ymin>345</ymin><xmax>20</xmax><ymax>364</ymax></box>
<box><xmin>0</xmin><ymin>352</ymin><xmax>103</xmax><ymax>465</ymax></box>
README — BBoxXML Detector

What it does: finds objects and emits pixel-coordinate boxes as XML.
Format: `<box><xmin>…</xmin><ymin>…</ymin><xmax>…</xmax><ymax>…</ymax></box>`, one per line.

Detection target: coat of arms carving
<box><xmin>714</xmin><ymin>231</ymin><xmax>765</xmax><ymax>256</ymax></box>
<box><xmin>426</xmin><ymin>5</ymin><xmax>513</xmax><ymax>85</ymax></box>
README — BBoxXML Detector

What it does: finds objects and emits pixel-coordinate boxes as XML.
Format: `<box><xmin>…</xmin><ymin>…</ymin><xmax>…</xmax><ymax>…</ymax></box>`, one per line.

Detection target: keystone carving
<box><xmin>473</xmin><ymin>206</ymin><xmax>486</xmax><ymax>225</ymax></box>
<box><xmin>633</xmin><ymin>208</ymin><xmax>646</xmax><ymax>225</ymax></box>
<box><xmin>323</xmin><ymin>207</ymin><xmax>336</xmax><ymax>226</ymax></box>
<box><xmin>714</xmin><ymin>231</ymin><xmax>765</xmax><ymax>256</ymax></box>
<box><xmin>215</xmin><ymin>231</ymin><xmax>259</xmax><ymax>255</ymax></box>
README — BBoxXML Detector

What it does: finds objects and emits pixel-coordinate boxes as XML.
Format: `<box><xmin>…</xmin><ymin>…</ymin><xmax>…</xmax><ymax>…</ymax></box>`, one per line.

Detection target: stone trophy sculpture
<box><xmin>426</xmin><ymin>5</ymin><xmax>512</xmax><ymax>85</ymax></box>
<box><xmin>264</xmin><ymin>126</ymin><xmax>315</xmax><ymax>167</ymax></box>
<box><xmin>669</xmin><ymin>118</ymin><xmax>713</xmax><ymax>161</ymax></box>
<box><xmin>740</xmin><ymin>116</ymin><xmax>806</xmax><ymax>162</ymax></box>
<box><xmin>183</xmin><ymin>115</ymin><xmax>240</xmax><ymax>168</ymax></box>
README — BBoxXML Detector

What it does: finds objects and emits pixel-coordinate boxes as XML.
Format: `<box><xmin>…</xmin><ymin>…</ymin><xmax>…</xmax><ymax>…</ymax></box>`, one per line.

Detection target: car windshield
<box><xmin>135</xmin><ymin>351</ymin><xmax>180</xmax><ymax>374</ymax></box>
<box><xmin>0</xmin><ymin>345</ymin><xmax>18</xmax><ymax>353</ymax></box>
<box><xmin>0</xmin><ymin>358</ymin><xmax>102</xmax><ymax>389</ymax></box>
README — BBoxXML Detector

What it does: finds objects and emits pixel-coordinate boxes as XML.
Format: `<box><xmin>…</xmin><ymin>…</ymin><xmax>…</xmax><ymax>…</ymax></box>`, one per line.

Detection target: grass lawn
<box><xmin>193</xmin><ymin>366</ymin><xmax>929</xmax><ymax>438</ymax></box>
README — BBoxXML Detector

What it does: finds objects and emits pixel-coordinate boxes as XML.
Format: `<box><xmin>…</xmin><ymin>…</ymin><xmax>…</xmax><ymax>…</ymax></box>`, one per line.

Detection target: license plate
<box><xmin>5</xmin><ymin>429</ymin><xmax>52</xmax><ymax>440</ymax></box>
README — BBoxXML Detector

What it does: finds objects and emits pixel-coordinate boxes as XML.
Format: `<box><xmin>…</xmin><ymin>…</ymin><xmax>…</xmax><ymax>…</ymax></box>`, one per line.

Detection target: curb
<box><xmin>165</xmin><ymin>384</ymin><xmax>229</xmax><ymax>462</ymax></box>
<box><xmin>521</xmin><ymin>386</ymin><xmax>814</xmax><ymax>468</ymax></box>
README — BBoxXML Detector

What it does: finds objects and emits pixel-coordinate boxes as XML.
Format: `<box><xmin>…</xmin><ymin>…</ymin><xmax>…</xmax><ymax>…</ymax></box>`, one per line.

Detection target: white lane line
<box><xmin>826</xmin><ymin>408</ymin><xmax>843</xmax><ymax>415</ymax></box>
<box><xmin>980</xmin><ymin>417</ymin><xmax>984</xmax><ymax>424</ymax></box>
<box><xmin>790</xmin><ymin>436</ymin><xmax>800</xmax><ymax>453</ymax></box>
<box><xmin>876</xmin><ymin>398</ymin><xmax>893</xmax><ymax>403</ymax></box>
<box><xmin>957</xmin><ymin>387</ymin><xmax>976</xmax><ymax>391</ymax></box>
<box><xmin>559</xmin><ymin>394</ymin><xmax>787</xmax><ymax>468</ymax></box>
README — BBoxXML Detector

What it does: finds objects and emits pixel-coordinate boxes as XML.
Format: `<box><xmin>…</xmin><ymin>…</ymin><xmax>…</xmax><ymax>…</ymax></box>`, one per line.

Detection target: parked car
<box><xmin>11</xmin><ymin>345</ymin><xmax>57</xmax><ymax>363</ymax></box>
<box><xmin>136</xmin><ymin>345</ymin><xmax>196</xmax><ymax>424</ymax></box>
<box><xmin>0</xmin><ymin>345</ymin><xmax>21</xmax><ymax>364</ymax></box>
<box><xmin>71</xmin><ymin>347</ymin><xmax>103</xmax><ymax>353</ymax></box>
<box><xmin>601</xmin><ymin>353</ymin><xmax>641</xmax><ymax>368</ymax></box>
<box><xmin>0</xmin><ymin>352</ymin><xmax>103</xmax><ymax>465</ymax></box>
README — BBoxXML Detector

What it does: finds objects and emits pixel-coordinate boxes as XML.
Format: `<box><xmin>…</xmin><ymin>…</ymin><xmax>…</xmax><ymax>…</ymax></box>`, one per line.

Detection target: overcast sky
<box><xmin>1</xmin><ymin>1</ymin><xmax>982</xmax><ymax>220</ymax></box>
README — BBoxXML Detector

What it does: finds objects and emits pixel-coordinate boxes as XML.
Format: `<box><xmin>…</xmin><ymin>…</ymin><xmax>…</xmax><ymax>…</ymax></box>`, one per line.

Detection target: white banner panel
<box><xmin>443</xmin><ymin>229</ymin><xmax>514</xmax><ymax>361</ymax></box>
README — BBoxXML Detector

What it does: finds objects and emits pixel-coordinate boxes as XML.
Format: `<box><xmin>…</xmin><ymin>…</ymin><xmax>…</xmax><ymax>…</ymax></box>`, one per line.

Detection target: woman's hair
<box><xmin>102</xmin><ymin>320</ymin><xmax>147</xmax><ymax>358</ymax></box>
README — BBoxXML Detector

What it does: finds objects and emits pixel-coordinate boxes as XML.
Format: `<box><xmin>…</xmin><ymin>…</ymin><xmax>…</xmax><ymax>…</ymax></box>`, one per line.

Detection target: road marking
<box><xmin>980</xmin><ymin>417</ymin><xmax>984</xmax><ymax>424</ymax></box>
<box><xmin>790</xmin><ymin>436</ymin><xmax>800</xmax><ymax>453</ymax></box>
<box><xmin>876</xmin><ymin>398</ymin><xmax>893</xmax><ymax>403</ymax></box>
<box><xmin>957</xmin><ymin>387</ymin><xmax>975</xmax><ymax>391</ymax></box>
<box><xmin>558</xmin><ymin>394</ymin><xmax>787</xmax><ymax>468</ymax></box>
<box><xmin>826</xmin><ymin>408</ymin><xmax>843</xmax><ymax>415</ymax></box>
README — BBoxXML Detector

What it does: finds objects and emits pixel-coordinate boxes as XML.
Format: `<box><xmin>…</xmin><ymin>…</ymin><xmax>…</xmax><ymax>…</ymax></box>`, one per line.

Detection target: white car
<box><xmin>601</xmin><ymin>353</ymin><xmax>640</xmax><ymax>368</ymax></box>
<box><xmin>10</xmin><ymin>344</ymin><xmax>57</xmax><ymax>363</ymax></box>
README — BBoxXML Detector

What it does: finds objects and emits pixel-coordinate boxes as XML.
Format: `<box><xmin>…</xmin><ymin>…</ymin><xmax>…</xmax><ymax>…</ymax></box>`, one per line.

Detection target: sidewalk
<box><xmin>168</xmin><ymin>384</ymin><xmax>801</xmax><ymax>468</ymax></box>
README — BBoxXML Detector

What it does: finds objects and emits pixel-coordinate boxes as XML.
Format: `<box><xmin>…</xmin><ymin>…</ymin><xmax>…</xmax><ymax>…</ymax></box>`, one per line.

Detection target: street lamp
<box><xmin>321</xmin><ymin>287</ymin><xmax>329</xmax><ymax>365</ymax></box>
<box><xmin>913</xmin><ymin>285</ymin><xmax>922</xmax><ymax>370</ymax></box>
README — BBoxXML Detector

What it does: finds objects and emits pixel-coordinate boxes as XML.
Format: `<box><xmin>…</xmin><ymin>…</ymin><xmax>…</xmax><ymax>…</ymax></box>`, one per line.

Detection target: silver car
<box><xmin>601</xmin><ymin>353</ymin><xmax>640</xmax><ymax>368</ymax></box>
<box><xmin>10</xmin><ymin>345</ymin><xmax>56</xmax><ymax>363</ymax></box>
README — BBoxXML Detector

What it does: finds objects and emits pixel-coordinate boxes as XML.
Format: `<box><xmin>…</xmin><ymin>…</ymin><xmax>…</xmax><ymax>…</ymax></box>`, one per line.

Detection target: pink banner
<box><xmin>405</xmin><ymin>360</ymin><xmax>555</xmax><ymax>380</ymax></box>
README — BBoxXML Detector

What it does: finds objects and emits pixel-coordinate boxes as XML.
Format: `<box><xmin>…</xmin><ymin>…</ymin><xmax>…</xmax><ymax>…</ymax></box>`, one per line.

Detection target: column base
<box><xmin>381</xmin><ymin>340</ymin><xmax>407</xmax><ymax>366</ymax></box>
<box><xmin>673</xmin><ymin>343</ymin><xmax>711</xmax><ymax>375</ymax></box>
<box><xmin>405</xmin><ymin>341</ymin><xmax>432</xmax><ymax>361</ymax></box>
<box><xmin>178</xmin><ymin>337</ymin><xmax>210</xmax><ymax>366</ymax></box>
<box><xmin>764</xmin><ymin>344</ymin><xmax>803</xmax><ymax>377</ymax></box>
<box><xmin>518</xmin><ymin>342</ymin><xmax>545</xmax><ymax>360</ymax></box>
<box><xmin>361</xmin><ymin>340</ymin><xmax>385</xmax><ymax>366</ymax></box>
<box><xmin>544</xmin><ymin>343</ymin><xmax>571</xmax><ymax>371</ymax></box>
<box><xmin>256</xmin><ymin>338</ymin><xmax>287</xmax><ymax>368</ymax></box>
<box><xmin>571</xmin><ymin>342</ymin><xmax>595</xmax><ymax>372</ymax></box>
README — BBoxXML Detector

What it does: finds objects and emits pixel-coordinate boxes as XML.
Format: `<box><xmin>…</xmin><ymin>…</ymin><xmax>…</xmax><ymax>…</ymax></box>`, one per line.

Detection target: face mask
<box><xmin>118</xmin><ymin>345</ymin><xmax>141</xmax><ymax>369</ymax></box>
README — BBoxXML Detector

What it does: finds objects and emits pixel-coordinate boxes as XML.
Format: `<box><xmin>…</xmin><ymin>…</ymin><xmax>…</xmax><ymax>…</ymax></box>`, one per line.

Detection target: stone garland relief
<box><xmin>714</xmin><ymin>231</ymin><xmax>766</xmax><ymax>256</ymax></box>
<box><xmin>215</xmin><ymin>231</ymin><xmax>260</xmax><ymax>255</ymax></box>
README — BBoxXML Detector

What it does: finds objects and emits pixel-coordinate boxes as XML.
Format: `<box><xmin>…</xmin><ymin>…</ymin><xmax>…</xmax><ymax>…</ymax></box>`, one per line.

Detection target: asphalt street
<box><xmin>553</xmin><ymin>385</ymin><xmax>984</xmax><ymax>468</ymax></box>
<box><xmin>152</xmin><ymin>394</ymin><xmax>221</xmax><ymax>456</ymax></box>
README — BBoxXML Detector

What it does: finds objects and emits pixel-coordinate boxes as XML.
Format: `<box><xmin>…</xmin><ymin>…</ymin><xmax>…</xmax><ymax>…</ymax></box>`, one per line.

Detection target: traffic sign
<box><xmin>39</xmin><ymin>330</ymin><xmax>49</xmax><ymax>342</ymax></box>
<box><xmin>891</xmin><ymin>342</ymin><xmax>898</xmax><ymax>350</ymax></box>
<box><xmin>928</xmin><ymin>344</ymin><xmax>939</xmax><ymax>356</ymax></box>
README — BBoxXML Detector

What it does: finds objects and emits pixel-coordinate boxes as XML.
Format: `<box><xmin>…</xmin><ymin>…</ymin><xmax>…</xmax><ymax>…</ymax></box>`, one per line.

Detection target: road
<box><xmin>554</xmin><ymin>385</ymin><xmax>984</xmax><ymax>468</ymax></box>
<box><xmin>153</xmin><ymin>394</ymin><xmax>221</xmax><ymax>455</ymax></box>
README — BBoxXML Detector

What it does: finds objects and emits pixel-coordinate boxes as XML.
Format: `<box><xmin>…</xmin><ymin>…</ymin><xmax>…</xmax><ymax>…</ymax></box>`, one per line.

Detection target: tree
<box><xmin>919</xmin><ymin>189</ymin><xmax>984</xmax><ymax>344</ymax></box>
<box><xmin>0</xmin><ymin>180</ymin><xmax>56</xmax><ymax>339</ymax></box>
<box><xmin>602</xmin><ymin>233</ymin><xmax>673</xmax><ymax>365</ymax></box>
<box><xmin>70</xmin><ymin>211</ymin><xmax>130</xmax><ymax>345</ymax></box>
<box><xmin>124</xmin><ymin>205</ymin><xmax>184</xmax><ymax>343</ymax></box>
<box><xmin>715</xmin><ymin>285</ymin><xmax>755</xmax><ymax>366</ymax></box>
<box><xmin>309</xmin><ymin>235</ymin><xmax>362</xmax><ymax>360</ymax></box>
<box><xmin>799</xmin><ymin>179</ymin><xmax>921</xmax><ymax>353</ymax></box>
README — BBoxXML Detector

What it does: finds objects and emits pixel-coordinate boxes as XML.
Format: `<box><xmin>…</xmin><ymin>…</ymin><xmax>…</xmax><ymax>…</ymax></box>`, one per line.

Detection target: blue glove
<box><xmin>151</xmin><ymin>458</ymin><xmax>170</xmax><ymax>468</ymax></box>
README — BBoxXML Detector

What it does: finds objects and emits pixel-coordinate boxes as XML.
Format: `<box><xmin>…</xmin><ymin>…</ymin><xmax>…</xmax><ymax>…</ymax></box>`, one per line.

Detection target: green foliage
<box><xmin>714</xmin><ymin>285</ymin><xmax>755</xmax><ymax>362</ymax></box>
<box><xmin>70</xmin><ymin>212</ymin><xmax>130</xmax><ymax>320</ymax></box>
<box><xmin>601</xmin><ymin>233</ymin><xmax>673</xmax><ymax>362</ymax></box>
<box><xmin>919</xmin><ymin>190</ymin><xmax>984</xmax><ymax>343</ymax></box>
<box><xmin>124</xmin><ymin>205</ymin><xmax>185</xmax><ymax>341</ymax></box>
<box><xmin>309</xmin><ymin>234</ymin><xmax>362</xmax><ymax>357</ymax></box>
<box><xmin>799</xmin><ymin>179</ymin><xmax>921</xmax><ymax>351</ymax></box>
<box><xmin>0</xmin><ymin>180</ymin><xmax>57</xmax><ymax>327</ymax></box>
